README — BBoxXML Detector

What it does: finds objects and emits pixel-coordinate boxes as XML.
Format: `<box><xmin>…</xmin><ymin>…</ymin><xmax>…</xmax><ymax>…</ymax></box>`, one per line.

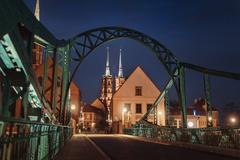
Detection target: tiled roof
<box><xmin>83</xmin><ymin>104</ymin><xmax>105</xmax><ymax>115</ymax></box>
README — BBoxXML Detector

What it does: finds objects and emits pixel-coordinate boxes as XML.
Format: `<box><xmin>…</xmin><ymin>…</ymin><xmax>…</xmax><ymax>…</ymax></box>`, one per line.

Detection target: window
<box><xmin>107</xmin><ymin>81</ymin><xmax>111</xmax><ymax>85</ymax></box>
<box><xmin>136</xmin><ymin>104</ymin><xmax>142</xmax><ymax>113</ymax></box>
<box><xmin>147</xmin><ymin>104</ymin><xmax>152</xmax><ymax>112</ymax></box>
<box><xmin>135</xmin><ymin>86</ymin><xmax>142</xmax><ymax>96</ymax></box>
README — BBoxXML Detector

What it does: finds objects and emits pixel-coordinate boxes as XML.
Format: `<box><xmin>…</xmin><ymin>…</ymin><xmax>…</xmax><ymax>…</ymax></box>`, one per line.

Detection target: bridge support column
<box><xmin>179</xmin><ymin>65</ymin><xmax>187</xmax><ymax>128</ymax></box>
<box><xmin>42</xmin><ymin>46</ymin><xmax>50</xmax><ymax>96</ymax></box>
<box><xmin>21</xmin><ymin>82</ymin><xmax>30</xmax><ymax>119</ymax></box>
<box><xmin>52</xmin><ymin>48</ymin><xmax>58</xmax><ymax>116</ymax></box>
<box><xmin>154</xmin><ymin>105</ymin><xmax>157</xmax><ymax>125</ymax></box>
<box><xmin>60</xmin><ymin>46</ymin><xmax>70</xmax><ymax>124</ymax></box>
<box><xmin>165</xmin><ymin>89</ymin><xmax>170</xmax><ymax>126</ymax></box>
<box><xmin>203</xmin><ymin>74</ymin><xmax>213</xmax><ymax>127</ymax></box>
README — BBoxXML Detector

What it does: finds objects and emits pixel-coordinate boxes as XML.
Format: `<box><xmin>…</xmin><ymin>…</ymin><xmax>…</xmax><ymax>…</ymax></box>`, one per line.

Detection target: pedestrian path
<box><xmin>54</xmin><ymin>134</ymin><xmax>107</xmax><ymax>160</ymax></box>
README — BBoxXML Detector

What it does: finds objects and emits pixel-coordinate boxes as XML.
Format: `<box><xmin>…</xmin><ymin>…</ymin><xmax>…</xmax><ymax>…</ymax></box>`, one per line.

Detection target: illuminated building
<box><xmin>99</xmin><ymin>47</ymin><xmax>113</xmax><ymax>122</ymax></box>
<box><xmin>170</xmin><ymin>98</ymin><xmax>219</xmax><ymax>128</ymax></box>
<box><xmin>81</xmin><ymin>104</ymin><xmax>105</xmax><ymax>132</ymax></box>
<box><xmin>111</xmin><ymin>66</ymin><xmax>165</xmax><ymax>133</ymax></box>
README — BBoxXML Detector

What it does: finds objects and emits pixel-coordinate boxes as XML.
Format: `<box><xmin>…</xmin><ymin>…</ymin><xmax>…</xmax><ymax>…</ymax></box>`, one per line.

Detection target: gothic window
<box><xmin>136</xmin><ymin>104</ymin><xmax>142</xmax><ymax>113</ymax></box>
<box><xmin>135</xmin><ymin>86</ymin><xmax>142</xmax><ymax>96</ymax></box>
<box><xmin>107</xmin><ymin>81</ymin><xmax>111</xmax><ymax>85</ymax></box>
<box><xmin>108</xmin><ymin>89</ymin><xmax>111</xmax><ymax>93</ymax></box>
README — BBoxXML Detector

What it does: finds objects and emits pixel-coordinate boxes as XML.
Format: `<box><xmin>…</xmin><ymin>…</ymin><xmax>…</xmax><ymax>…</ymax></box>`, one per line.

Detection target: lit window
<box><xmin>135</xmin><ymin>86</ymin><xmax>142</xmax><ymax>96</ymax></box>
<box><xmin>136</xmin><ymin>104</ymin><xmax>142</xmax><ymax>113</ymax></box>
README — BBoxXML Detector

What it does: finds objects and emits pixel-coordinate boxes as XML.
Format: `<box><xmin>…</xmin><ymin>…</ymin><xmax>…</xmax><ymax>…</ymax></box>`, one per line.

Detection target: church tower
<box><xmin>115</xmin><ymin>49</ymin><xmax>125</xmax><ymax>91</ymax></box>
<box><xmin>100</xmin><ymin>47</ymin><xmax>113</xmax><ymax>121</ymax></box>
<box><xmin>33</xmin><ymin>0</ymin><xmax>43</xmax><ymax>70</ymax></box>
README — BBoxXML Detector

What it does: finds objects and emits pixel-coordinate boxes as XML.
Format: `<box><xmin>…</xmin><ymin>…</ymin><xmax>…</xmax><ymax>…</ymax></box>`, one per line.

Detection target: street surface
<box><xmin>54</xmin><ymin>134</ymin><xmax>238</xmax><ymax>160</ymax></box>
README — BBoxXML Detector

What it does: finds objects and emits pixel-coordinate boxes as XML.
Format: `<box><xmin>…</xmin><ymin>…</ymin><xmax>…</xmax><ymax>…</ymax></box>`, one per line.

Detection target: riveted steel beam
<box><xmin>204</xmin><ymin>74</ymin><xmax>213</xmax><ymax>127</ymax></box>
<box><xmin>179</xmin><ymin>65</ymin><xmax>187</xmax><ymax>128</ymax></box>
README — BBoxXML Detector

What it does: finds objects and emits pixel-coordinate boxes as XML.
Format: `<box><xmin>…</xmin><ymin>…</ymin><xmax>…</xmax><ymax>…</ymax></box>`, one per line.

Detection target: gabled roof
<box><xmin>91</xmin><ymin>98</ymin><xmax>106</xmax><ymax>112</ymax></box>
<box><xmin>83</xmin><ymin>104</ymin><xmax>105</xmax><ymax>115</ymax></box>
<box><xmin>113</xmin><ymin>66</ymin><xmax>161</xmax><ymax>98</ymax></box>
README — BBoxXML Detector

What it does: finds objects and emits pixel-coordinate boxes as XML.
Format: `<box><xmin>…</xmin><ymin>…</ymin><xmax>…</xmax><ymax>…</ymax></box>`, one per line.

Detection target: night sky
<box><xmin>24</xmin><ymin>0</ymin><xmax>240</xmax><ymax>108</ymax></box>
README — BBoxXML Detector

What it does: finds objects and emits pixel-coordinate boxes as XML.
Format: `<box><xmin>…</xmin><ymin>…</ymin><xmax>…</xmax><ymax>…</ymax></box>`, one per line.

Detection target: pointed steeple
<box><xmin>118</xmin><ymin>49</ymin><xmax>123</xmax><ymax>77</ymax></box>
<box><xmin>34</xmin><ymin>0</ymin><xmax>40</xmax><ymax>20</ymax></box>
<box><xmin>105</xmin><ymin>47</ymin><xmax>111</xmax><ymax>76</ymax></box>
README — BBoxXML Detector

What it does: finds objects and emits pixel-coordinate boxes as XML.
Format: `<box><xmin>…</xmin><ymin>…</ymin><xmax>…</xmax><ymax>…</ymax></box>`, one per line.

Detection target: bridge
<box><xmin>0</xmin><ymin>0</ymin><xmax>239</xmax><ymax>159</ymax></box>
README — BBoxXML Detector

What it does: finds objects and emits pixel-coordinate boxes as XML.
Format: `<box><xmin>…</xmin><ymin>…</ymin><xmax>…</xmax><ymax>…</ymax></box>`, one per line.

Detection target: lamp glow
<box><xmin>230</xmin><ymin>117</ymin><xmax>236</xmax><ymax>123</ymax></box>
<box><xmin>71</xmin><ymin>105</ymin><xmax>76</xmax><ymax>110</ymax></box>
<box><xmin>188</xmin><ymin>121</ymin><xmax>194</xmax><ymax>128</ymax></box>
<box><xmin>122</xmin><ymin>107</ymin><xmax>127</xmax><ymax>113</ymax></box>
<box><xmin>208</xmin><ymin>116</ymin><xmax>212</xmax><ymax>121</ymax></box>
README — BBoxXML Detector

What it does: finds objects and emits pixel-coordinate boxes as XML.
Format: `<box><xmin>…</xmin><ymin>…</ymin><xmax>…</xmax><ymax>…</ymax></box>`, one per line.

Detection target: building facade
<box><xmin>112</xmin><ymin>66</ymin><xmax>165</xmax><ymax>133</ymax></box>
<box><xmin>170</xmin><ymin>98</ymin><xmax>219</xmax><ymax>128</ymax></box>
<box><xmin>70</xmin><ymin>82</ymin><xmax>81</xmax><ymax>134</ymax></box>
<box><xmin>81</xmin><ymin>105</ymin><xmax>105</xmax><ymax>132</ymax></box>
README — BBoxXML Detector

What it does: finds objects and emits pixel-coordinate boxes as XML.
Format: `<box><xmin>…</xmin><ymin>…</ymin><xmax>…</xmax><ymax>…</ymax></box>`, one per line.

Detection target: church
<box><xmin>88</xmin><ymin>48</ymin><xmax>219</xmax><ymax>133</ymax></box>
<box><xmin>94</xmin><ymin>48</ymin><xmax>165</xmax><ymax>133</ymax></box>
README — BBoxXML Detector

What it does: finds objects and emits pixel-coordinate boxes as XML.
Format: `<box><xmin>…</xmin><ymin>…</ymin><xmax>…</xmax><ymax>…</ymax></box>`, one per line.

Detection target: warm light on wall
<box><xmin>122</xmin><ymin>107</ymin><xmax>127</xmax><ymax>113</ymax></box>
<box><xmin>71</xmin><ymin>105</ymin><xmax>76</xmax><ymax>110</ymax></box>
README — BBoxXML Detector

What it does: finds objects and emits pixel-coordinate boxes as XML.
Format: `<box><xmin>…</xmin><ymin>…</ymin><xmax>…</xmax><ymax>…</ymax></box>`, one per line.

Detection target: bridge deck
<box><xmin>54</xmin><ymin>134</ymin><xmax>238</xmax><ymax>160</ymax></box>
<box><xmin>54</xmin><ymin>135</ymin><xmax>106</xmax><ymax>160</ymax></box>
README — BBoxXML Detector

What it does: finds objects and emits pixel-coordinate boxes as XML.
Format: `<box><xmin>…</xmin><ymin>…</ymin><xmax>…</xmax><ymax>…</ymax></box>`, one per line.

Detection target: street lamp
<box><xmin>208</xmin><ymin>116</ymin><xmax>212</xmax><ymax>122</ymax></box>
<box><xmin>230</xmin><ymin>117</ymin><xmax>237</xmax><ymax>127</ymax></box>
<box><xmin>188</xmin><ymin>121</ymin><xmax>194</xmax><ymax>128</ymax></box>
<box><xmin>71</xmin><ymin>104</ymin><xmax>76</xmax><ymax>110</ymax></box>
<box><xmin>230</xmin><ymin>117</ymin><xmax>236</xmax><ymax>123</ymax></box>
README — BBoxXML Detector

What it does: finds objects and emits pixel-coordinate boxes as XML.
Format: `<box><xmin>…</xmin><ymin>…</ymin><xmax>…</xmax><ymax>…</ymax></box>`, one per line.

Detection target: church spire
<box><xmin>118</xmin><ymin>49</ymin><xmax>123</xmax><ymax>77</ymax></box>
<box><xmin>105</xmin><ymin>47</ymin><xmax>111</xmax><ymax>76</ymax></box>
<box><xmin>34</xmin><ymin>0</ymin><xmax>40</xmax><ymax>20</ymax></box>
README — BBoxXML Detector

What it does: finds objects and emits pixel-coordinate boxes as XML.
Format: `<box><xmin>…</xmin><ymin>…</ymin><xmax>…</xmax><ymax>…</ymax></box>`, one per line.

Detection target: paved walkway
<box><xmin>54</xmin><ymin>134</ymin><xmax>238</xmax><ymax>160</ymax></box>
<box><xmin>54</xmin><ymin>135</ymin><xmax>107</xmax><ymax>160</ymax></box>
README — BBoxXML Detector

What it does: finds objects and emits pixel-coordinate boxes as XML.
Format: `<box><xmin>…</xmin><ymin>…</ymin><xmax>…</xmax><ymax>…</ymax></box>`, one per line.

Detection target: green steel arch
<box><xmin>70</xmin><ymin>27</ymin><xmax>179</xmax><ymax>78</ymax></box>
<box><xmin>68</xmin><ymin>27</ymin><xmax>240</xmax><ymax>128</ymax></box>
<box><xmin>68</xmin><ymin>27</ymin><xmax>188</xmax><ymax>127</ymax></box>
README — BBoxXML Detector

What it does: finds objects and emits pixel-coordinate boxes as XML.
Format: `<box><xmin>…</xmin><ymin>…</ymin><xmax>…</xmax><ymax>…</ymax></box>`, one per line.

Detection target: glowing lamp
<box><xmin>208</xmin><ymin>116</ymin><xmax>212</xmax><ymax>121</ymax></box>
<box><xmin>122</xmin><ymin>107</ymin><xmax>127</xmax><ymax>113</ymax></box>
<box><xmin>230</xmin><ymin>117</ymin><xmax>236</xmax><ymax>123</ymax></box>
<box><xmin>188</xmin><ymin>121</ymin><xmax>194</xmax><ymax>128</ymax></box>
<box><xmin>71</xmin><ymin>105</ymin><xmax>76</xmax><ymax>110</ymax></box>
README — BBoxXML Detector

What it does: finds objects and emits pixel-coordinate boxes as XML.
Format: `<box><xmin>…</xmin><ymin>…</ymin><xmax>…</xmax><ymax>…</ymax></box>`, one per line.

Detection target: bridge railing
<box><xmin>124</xmin><ymin>124</ymin><xmax>240</xmax><ymax>150</ymax></box>
<box><xmin>0</xmin><ymin>117</ymin><xmax>72</xmax><ymax>160</ymax></box>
